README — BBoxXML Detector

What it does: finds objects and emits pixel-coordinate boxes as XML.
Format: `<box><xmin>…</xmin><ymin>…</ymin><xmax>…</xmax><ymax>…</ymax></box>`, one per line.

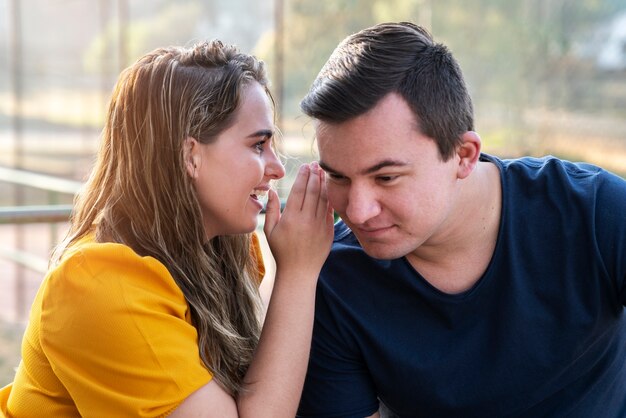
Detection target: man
<box><xmin>296</xmin><ymin>22</ymin><xmax>626</xmax><ymax>417</ymax></box>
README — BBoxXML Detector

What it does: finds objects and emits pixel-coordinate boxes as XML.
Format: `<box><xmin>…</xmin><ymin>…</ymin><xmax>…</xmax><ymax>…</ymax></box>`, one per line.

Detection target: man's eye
<box><xmin>377</xmin><ymin>175</ymin><xmax>398</xmax><ymax>183</ymax></box>
<box><xmin>328</xmin><ymin>173</ymin><xmax>344</xmax><ymax>180</ymax></box>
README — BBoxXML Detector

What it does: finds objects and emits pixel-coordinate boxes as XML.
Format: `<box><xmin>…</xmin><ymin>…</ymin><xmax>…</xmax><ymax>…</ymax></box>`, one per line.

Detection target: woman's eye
<box><xmin>254</xmin><ymin>140</ymin><xmax>266</xmax><ymax>153</ymax></box>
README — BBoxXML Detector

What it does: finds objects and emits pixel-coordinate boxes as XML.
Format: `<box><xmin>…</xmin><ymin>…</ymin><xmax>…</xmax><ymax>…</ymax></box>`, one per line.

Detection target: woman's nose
<box><xmin>265</xmin><ymin>148</ymin><xmax>286</xmax><ymax>180</ymax></box>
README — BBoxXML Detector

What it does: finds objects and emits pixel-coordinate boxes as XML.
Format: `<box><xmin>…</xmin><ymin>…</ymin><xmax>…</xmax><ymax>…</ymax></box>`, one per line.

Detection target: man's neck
<box><xmin>405</xmin><ymin>160</ymin><xmax>502</xmax><ymax>294</ymax></box>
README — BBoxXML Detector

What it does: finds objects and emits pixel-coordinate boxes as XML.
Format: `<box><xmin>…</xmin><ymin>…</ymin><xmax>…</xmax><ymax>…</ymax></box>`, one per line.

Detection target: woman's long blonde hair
<box><xmin>53</xmin><ymin>40</ymin><xmax>271</xmax><ymax>394</ymax></box>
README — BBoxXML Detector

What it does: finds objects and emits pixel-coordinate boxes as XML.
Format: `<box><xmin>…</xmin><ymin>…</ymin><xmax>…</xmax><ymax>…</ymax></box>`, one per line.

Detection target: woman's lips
<box><xmin>250</xmin><ymin>188</ymin><xmax>270</xmax><ymax>209</ymax></box>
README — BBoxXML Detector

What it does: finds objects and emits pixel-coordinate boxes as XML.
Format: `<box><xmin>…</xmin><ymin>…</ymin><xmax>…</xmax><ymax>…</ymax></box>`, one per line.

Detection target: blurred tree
<box><xmin>83</xmin><ymin>0</ymin><xmax>272</xmax><ymax>84</ymax></box>
<box><xmin>255</xmin><ymin>0</ymin><xmax>433</xmax><ymax>122</ymax></box>
<box><xmin>254</xmin><ymin>0</ymin><xmax>625</xmax><ymax>137</ymax></box>
<box><xmin>430</xmin><ymin>0</ymin><xmax>625</xmax><ymax>111</ymax></box>
<box><xmin>423</xmin><ymin>0</ymin><xmax>626</xmax><ymax>152</ymax></box>
<box><xmin>83</xmin><ymin>1</ymin><xmax>205</xmax><ymax>74</ymax></box>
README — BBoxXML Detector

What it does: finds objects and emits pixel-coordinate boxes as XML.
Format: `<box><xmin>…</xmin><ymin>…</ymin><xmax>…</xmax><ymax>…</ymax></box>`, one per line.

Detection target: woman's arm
<box><xmin>170</xmin><ymin>163</ymin><xmax>333</xmax><ymax>418</ymax></box>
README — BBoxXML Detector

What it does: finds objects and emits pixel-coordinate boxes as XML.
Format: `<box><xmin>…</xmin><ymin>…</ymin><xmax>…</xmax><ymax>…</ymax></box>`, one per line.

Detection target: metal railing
<box><xmin>0</xmin><ymin>205</ymin><xmax>73</xmax><ymax>225</ymax></box>
<box><xmin>0</xmin><ymin>167</ymin><xmax>81</xmax><ymax>267</ymax></box>
<box><xmin>0</xmin><ymin>166</ymin><xmax>81</xmax><ymax>321</ymax></box>
<box><xmin>0</xmin><ymin>166</ymin><xmax>83</xmax><ymax>195</ymax></box>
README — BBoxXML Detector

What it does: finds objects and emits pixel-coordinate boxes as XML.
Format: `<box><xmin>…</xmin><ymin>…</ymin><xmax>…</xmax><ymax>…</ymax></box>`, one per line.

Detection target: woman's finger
<box><xmin>315</xmin><ymin>168</ymin><xmax>330</xmax><ymax>218</ymax></box>
<box><xmin>263</xmin><ymin>188</ymin><xmax>281</xmax><ymax>238</ymax></box>
<box><xmin>300</xmin><ymin>162</ymin><xmax>322</xmax><ymax>215</ymax></box>
<box><xmin>283</xmin><ymin>164</ymin><xmax>310</xmax><ymax>213</ymax></box>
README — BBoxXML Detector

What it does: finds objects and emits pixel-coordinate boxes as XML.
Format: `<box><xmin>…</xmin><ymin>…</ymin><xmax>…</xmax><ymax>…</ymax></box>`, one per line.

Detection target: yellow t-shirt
<box><xmin>0</xmin><ymin>234</ymin><xmax>264</xmax><ymax>417</ymax></box>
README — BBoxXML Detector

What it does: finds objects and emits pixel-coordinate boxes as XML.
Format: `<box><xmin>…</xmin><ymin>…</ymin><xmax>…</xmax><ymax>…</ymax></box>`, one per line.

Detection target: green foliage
<box><xmin>269</xmin><ymin>0</ymin><xmax>431</xmax><ymax>118</ymax></box>
<box><xmin>260</xmin><ymin>0</ymin><xmax>626</xmax><ymax>124</ymax></box>
<box><xmin>83</xmin><ymin>1</ymin><xmax>204</xmax><ymax>73</ymax></box>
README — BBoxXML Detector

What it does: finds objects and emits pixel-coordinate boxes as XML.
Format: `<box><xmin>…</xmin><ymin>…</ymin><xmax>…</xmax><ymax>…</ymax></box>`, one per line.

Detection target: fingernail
<box><xmin>300</xmin><ymin>164</ymin><xmax>308</xmax><ymax>173</ymax></box>
<box><xmin>310</xmin><ymin>161</ymin><xmax>319</xmax><ymax>173</ymax></box>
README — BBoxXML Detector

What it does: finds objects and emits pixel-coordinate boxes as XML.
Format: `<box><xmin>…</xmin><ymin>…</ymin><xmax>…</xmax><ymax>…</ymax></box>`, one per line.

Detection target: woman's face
<box><xmin>189</xmin><ymin>81</ymin><xmax>285</xmax><ymax>239</ymax></box>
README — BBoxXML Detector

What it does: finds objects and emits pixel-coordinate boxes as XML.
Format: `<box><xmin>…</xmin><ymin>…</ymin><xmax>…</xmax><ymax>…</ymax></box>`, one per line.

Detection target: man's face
<box><xmin>316</xmin><ymin>93</ymin><xmax>463</xmax><ymax>260</ymax></box>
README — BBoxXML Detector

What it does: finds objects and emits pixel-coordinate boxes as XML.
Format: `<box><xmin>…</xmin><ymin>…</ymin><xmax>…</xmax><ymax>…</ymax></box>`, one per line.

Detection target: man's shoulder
<box><xmin>323</xmin><ymin>220</ymin><xmax>402</xmax><ymax>284</ymax></box>
<box><xmin>494</xmin><ymin>153</ymin><xmax>609</xmax><ymax>179</ymax></box>
<box><xmin>487</xmin><ymin>153</ymin><xmax>624</xmax><ymax>196</ymax></box>
<box><xmin>329</xmin><ymin>220</ymin><xmax>367</xmax><ymax>255</ymax></box>
<box><xmin>332</xmin><ymin>220</ymin><xmax>354</xmax><ymax>243</ymax></box>
<box><xmin>322</xmin><ymin>220</ymin><xmax>374</xmax><ymax>276</ymax></box>
<box><xmin>325</xmin><ymin>221</ymin><xmax>362</xmax><ymax>263</ymax></box>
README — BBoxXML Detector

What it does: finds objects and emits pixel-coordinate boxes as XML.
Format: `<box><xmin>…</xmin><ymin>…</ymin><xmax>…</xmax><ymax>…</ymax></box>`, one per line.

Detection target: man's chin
<box><xmin>357</xmin><ymin>239</ymin><xmax>405</xmax><ymax>261</ymax></box>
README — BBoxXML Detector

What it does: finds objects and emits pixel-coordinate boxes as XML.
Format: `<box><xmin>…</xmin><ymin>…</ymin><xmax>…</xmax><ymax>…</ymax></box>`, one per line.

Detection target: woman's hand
<box><xmin>263</xmin><ymin>162</ymin><xmax>334</xmax><ymax>278</ymax></box>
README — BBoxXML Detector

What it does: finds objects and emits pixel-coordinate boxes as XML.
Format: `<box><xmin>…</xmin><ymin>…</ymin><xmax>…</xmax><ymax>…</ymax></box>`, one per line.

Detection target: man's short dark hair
<box><xmin>301</xmin><ymin>22</ymin><xmax>474</xmax><ymax>160</ymax></box>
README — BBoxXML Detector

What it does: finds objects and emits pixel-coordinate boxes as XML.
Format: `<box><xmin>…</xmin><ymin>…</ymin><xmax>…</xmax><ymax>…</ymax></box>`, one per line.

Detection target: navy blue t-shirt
<box><xmin>298</xmin><ymin>155</ymin><xmax>626</xmax><ymax>418</ymax></box>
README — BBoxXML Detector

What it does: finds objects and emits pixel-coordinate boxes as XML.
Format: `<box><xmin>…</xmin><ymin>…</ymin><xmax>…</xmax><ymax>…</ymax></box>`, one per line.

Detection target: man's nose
<box><xmin>345</xmin><ymin>184</ymin><xmax>381</xmax><ymax>225</ymax></box>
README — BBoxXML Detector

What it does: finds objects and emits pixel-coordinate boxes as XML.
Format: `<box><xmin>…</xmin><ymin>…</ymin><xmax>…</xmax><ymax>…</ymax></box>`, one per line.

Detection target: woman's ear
<box><xmin>456</xmin><ymin>131</ymin><xmax>481</xmax><ymax>179</ymax></box>
<box><xmin>183</xmin><ymin>136</ymin><xmax>201</xmax><ymax>179</ymax></box>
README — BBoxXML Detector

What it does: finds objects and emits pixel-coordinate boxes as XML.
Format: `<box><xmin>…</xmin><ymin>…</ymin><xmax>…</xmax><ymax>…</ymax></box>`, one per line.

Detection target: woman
<box><xmin>0</xmin><ymin>40</ymin><xmax>333</xmax><ymax>417</ymax></box>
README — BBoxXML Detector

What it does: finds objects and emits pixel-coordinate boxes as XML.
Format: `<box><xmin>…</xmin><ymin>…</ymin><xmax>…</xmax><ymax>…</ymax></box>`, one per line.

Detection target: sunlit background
<box><xmin>1</xmin><ymin>0</ymin><xmax>625</xmax><ymax>385</ymax></box>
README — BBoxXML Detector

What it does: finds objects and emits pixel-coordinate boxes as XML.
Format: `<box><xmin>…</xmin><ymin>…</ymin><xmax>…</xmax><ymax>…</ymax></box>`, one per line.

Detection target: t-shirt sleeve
<box><xmin>593</xmin><ymin>170</ymin><xmax>626</xmax><ymax>306</ymax></box>
<box><xmin>39</xmin><ymin>243</ymin><xmax>212</xmax><ymax>417</ymax></box>
<box><xmin>297</xmin><ymin>281</ymin><xmax>379</xmax><ymax>418</ymax></box>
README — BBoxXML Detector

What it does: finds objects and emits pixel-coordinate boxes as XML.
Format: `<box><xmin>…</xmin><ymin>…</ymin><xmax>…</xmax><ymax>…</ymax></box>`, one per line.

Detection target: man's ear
<box><xmin>456</xmin><ymin>131</ymin><xmax>481</xmax><ymax>179</ymax></box>
<box><xmin>183</xmin><ymin>136</ymin><xmax>201</xmax><ymax>179</ymax></box>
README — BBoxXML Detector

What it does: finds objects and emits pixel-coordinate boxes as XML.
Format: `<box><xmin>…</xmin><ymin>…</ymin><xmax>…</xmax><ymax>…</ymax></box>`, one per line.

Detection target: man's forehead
<box><xmin>313</xmin><ymin>120</ymin><xmax>342</xmax><ymax>155</ymax></box>
<box><xmin>313</xmin><ymin>119</ymin><xmax>336</xmax><ymax>138</ymax></box>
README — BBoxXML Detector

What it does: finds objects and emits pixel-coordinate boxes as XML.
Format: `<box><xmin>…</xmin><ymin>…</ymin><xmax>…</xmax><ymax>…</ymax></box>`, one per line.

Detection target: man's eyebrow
<box><xmin>319</xmin><ymin>159</ymin><xmax>408</xmax><ymax>176</ymax></box>
<box><xmin>318</xmin><ymin>161</ymin><xmax>339</xmax><ymax>174</ymax></box>
<box><xmin>363</xmin><ymin>159</ymin><xmax>408</xmax><ymax>174</ymax></box>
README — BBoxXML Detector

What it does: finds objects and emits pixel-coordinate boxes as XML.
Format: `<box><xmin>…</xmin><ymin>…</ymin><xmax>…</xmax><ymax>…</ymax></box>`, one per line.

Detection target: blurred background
<box><xmin>1</xmin><ymin>0</ymin><xmax>626</xmax><ymax>385</ymax></box>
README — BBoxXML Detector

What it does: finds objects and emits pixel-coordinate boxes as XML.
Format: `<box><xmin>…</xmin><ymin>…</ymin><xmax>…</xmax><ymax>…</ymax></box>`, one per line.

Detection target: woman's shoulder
<box><xmin>61</xmin><ymin>235</ymin><xmax>170</xmax><ymax>277</ymax></box>
<box><xmin>32</xmin><ymin>236</ymin><xmax>210</xmax><ymax>416</ymax></box>
<box><xmin>46</xmin><ymin>235</ymin><xmax>187</xmax><ymax>317</ymax></box>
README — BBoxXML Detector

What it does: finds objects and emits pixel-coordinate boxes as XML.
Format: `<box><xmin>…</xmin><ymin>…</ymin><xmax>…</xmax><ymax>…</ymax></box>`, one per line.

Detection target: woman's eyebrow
<box><xmin>247</xmin><ymin>129</ymin><xmax>274</xmax><ymax>139</ymax></box>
